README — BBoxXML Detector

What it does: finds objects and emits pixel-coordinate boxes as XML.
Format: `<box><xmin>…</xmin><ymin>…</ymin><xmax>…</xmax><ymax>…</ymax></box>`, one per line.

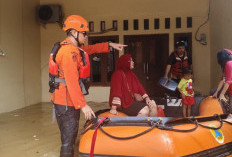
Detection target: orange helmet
<box><xmin>63</xmin><ymin>15</ymin><xmax>89</xmax><ymax>32</ymax></box>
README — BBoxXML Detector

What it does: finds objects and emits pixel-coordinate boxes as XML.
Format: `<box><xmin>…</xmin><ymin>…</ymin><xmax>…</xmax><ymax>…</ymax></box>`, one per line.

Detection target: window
<box><xmin>112</xmin><ymin>20</ymin><xmax>117</xmax><ymax>31</ymax></box>
<box><xmin>88</xmin><ymin>36</ymin><xmax>119</xmax><ymax>86</ymax></box>
<box><xmin>100</xmin><ymin>21</ymin><xmax>105</xmax><ymax>31</ymax></box>
<box><xmin>187</xmin><ymin>17</ymin><xmax>192</xmax><ymax>28</ymax></box>
<box><xmin>165</xmin><ymin>18</ymin><xmax>170</xmax><ymax>29</ymax></box>
<box><xmin>133</xmin><ymin>19</ymin><xmax>139</xmax><ymax>30</ymax></box>
<box><xmin>144</xmin><ymin>19</ymin><xmax>149</xmax><ymax>30</ymax></box>
<box><xmin>123</xmin><ymin>20</ymin><xmax>129</xmax><ymax>30</ymax></box>
<box><xmin>176</xmin><ymin>17</ymin><xmax>181</xmax><ymax>28</ymax></box>
<box><xmin>154</xmin><ymin>18</ymin><xmax>160</xmax><ymax>29</ymax></box>
<box><xmin>89</xmin><ymin>21</ymin><xmax>94</xmax><ymax>32</ymax></box>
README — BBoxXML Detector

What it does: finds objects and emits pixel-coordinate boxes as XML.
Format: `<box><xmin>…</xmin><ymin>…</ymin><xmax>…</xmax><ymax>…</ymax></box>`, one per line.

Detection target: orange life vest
<box><xmin>170</xmin><ymin>51</ymin><xmax>190</xmax><ymax>79</ymax></box>
<box><xmin>48</xmin><ymin>42</ymin><xmax>90</xmax><ymax>95</ymax></box>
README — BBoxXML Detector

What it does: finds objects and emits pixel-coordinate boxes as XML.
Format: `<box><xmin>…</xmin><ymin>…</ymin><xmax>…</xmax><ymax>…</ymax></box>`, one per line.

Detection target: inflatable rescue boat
<box><xmin>79</xmin><ymin>97</ymin><xmax>232</xmax><ymax>157</ymax></box>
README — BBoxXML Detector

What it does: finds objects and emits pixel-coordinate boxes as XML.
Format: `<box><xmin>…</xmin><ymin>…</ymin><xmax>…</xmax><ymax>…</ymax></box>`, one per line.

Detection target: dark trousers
<box><xmin>54</xmin><ymin>104</ymin><xmax>80</xmax><ymax>157</ymax></box>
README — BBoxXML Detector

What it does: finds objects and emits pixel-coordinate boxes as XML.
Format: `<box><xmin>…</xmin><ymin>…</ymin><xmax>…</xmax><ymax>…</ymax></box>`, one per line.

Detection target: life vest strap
<box><xmin>55</xmin><ymin>78</ymin><xmax>66</xmax><ymax>85</ymax></box>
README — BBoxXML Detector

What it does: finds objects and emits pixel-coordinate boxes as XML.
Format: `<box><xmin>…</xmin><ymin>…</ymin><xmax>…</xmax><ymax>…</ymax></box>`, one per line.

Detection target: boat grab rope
<box><xmin>157</xmin><ymin>118</ymin><xmax>199</xmax><ymax>132</ymax></box>
<box><xmin>99</xmin><ymin>118</ymin><xmax>199</xmax><ymax>140</ymax></box>
<box><xmin>82</xmin><ymin>114</ymin><xmax>232</xmax><ymax>139</ymax></box>
<box><xmin>99</xmin><ymin>119</ymin><xmax>162</xmax><ymax>140</ymax></box>
<box><xmin>198</xmin><ymin>114</ymin><xmax>223</xmax><ymax>129</ymax></box>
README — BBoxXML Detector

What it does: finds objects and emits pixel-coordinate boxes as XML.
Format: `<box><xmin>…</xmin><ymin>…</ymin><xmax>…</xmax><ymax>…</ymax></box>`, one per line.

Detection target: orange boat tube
<box><xmin>79</xmin><ymin>97</ymin><xmax>232</xmax><ymax>157</ymax></box>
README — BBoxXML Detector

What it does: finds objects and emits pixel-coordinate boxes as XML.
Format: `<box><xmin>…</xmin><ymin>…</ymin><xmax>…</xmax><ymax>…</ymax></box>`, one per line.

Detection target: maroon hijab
<box><xmin>116</xmin><ymin>54</ymin><xmax>131</xmax><ymax>71</ymax></box>
<box><xmin>109</xmin><ymin>54</ymin><xmax>146</xmax><ymax>108</ymax></box>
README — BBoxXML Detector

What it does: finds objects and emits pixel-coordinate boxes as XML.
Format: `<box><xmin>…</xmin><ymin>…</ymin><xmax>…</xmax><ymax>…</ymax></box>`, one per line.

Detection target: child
<box><xmin>177</xmin><ymin>68</ymin><xmax>195</xmax><ymax>117</ymax></box>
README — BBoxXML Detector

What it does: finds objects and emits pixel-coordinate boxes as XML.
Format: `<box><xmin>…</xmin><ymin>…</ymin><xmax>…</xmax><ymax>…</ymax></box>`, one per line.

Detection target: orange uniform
<box><xmin>51</xmin><ymin>38</ymin><xmax>109</xmax><ymax>109</ymax></box>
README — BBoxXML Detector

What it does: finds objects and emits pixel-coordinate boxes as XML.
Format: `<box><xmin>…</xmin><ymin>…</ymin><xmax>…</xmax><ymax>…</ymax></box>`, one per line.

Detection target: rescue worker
<box><xmin>51</xmin><ymin>15</ymin><xmax>127</xmax><ymax>157</ymax></box>
<box><xmin>164</xmin><ymin>40</ymin><xmax>192</xmax><ymax>83</ymax></box>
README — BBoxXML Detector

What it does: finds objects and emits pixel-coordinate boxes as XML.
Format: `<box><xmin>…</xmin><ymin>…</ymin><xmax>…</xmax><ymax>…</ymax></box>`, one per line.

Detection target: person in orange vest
<box><xmin>164</xmin><ymin>41</ymin><xmax>192</xmax><ymax>83</ymax></box>
<box><xmin>51</xmin><ymin>15</ymin><xmax>127</xmax><ymax>157</ymax></box>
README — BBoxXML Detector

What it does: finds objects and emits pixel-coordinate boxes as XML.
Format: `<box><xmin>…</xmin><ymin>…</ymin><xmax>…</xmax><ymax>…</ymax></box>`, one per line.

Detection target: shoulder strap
<box><xmin>78</xmin><ymin>47</ymin><xmax>87</xmax><ymax>65</ymax></box>
<box><xmin>121</xmin><ymin>71</ymin><xmax>134</xmax><ymax>98</ymax></box>
<box><xmin>51</xmin><ymin>42</ymin><xmax>61</xmax><ymax>63</ymax></box>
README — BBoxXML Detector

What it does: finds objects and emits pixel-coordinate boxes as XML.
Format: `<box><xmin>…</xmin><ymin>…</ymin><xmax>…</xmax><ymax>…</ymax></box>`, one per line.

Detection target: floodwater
<box><xmin>0</xmin><ymin>102</ymin><xmax>109</xmax><ymax>157</ymax></box>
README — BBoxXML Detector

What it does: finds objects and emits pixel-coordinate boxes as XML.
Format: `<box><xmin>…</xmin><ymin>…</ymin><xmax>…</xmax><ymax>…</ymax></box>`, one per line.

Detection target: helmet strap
<box><xmin>71</xmin><ymin>31</ymin><xmax>81</xmax><ymax>46</ymax></box>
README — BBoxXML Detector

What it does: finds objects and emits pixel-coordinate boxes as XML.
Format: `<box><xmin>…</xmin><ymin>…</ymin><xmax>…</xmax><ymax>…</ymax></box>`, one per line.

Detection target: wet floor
<box><xmin>0</xmin><ymin>102</ymin><xmax>109</xmax><ymax>157</ymax></box>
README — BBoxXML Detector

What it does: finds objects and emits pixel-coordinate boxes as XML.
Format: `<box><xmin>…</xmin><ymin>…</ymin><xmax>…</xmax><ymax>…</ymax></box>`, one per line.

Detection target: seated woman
<box><xmin>109</xmin><ymin>54</ymin><xmax>157</xmax><ymax>116</ymax></box>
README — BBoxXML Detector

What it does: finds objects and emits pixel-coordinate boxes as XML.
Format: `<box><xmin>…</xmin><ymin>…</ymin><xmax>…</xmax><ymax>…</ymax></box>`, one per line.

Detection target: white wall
<box><xmin>0</xmin><ymin>0</ymin><xmax>41</xmax><ymax>113</ymax></box>
<box><xmin>23</xmin><ymin>0</ymin><xmax>41</xmax><ymax>107</ymax></box>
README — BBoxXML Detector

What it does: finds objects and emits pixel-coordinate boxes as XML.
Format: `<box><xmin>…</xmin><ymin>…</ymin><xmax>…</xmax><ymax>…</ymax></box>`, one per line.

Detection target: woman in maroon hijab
<box><xmin>109</xmin><ymin>54</ymin><xmax>157</xmax><ymax>116</ymax></box>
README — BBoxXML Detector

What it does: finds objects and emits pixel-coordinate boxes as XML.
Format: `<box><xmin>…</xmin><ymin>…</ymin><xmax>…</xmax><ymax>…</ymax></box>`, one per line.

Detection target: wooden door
<box><xmin>124</xmin><ymin>34</ymin><xmax>169</xmax><ymax>97</ymax></box>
